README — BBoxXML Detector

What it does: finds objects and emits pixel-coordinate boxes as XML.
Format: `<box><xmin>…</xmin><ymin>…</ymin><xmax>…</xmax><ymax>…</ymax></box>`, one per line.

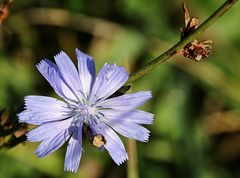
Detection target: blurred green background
<box><xmin>0</xmin><ymin>0</ymin><xmax>240</xmax><ymax>178</ymax></box>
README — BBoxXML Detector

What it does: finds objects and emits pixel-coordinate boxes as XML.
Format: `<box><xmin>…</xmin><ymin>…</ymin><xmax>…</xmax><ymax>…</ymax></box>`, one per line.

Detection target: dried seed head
<box><xmin>83</xmin><ymin>123</ymin><xmax>106</xmax><ymax>148</ymax></box>
<box><xmin>92</xmin><ymin>134</ymin><xmax>106</xmax><ymax>148</ymax></box>
<box><xmin>178</xmin><ymin>39</ymin><xmax>213</xmax><ymax>62</ymax></box>
<box><xmin>178</xmin><ymin>3</ymin><xmax>214</xmax><ymax>61</ymax></box>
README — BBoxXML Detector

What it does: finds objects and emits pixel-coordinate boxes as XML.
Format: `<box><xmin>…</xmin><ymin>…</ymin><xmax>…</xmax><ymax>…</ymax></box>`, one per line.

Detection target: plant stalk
<box><xmin>126</xmin><ymin>0</ymin><xmax>238</xmax><ymax>84</ymax></box>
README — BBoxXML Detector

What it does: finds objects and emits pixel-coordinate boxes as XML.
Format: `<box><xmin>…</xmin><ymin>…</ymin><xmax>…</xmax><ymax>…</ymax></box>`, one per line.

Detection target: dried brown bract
<box><xmin>83</xmin><ymin>123</ymin><xmax>106</xmax><ymax>148</ymax></box>
<box><xmin>178</xmin><ymin>3</ymin><xmax>213</xmax><ymax>61</ymax></box>
<box><xmin>0</xmin><ymin>109</ymin><xmax>27</xmax><ymax>145</ymax></box>
<box><xmin>92</xmin><ymin>134</ymin><xmax>106</xmax><ymax>148</ymax></box>
<box><xmin>178</xmin><ymin>39</ymin><xmax>213</xmax><ymax>62</ymax></box>
<box><xmin>0</xmin><ymin>0</ymin><xmax>13</xmax><ymax>23</ymax></box>
<box><xmin>181</xmin><ymin>3</ymin><xmax>199</xmax><ymax>38</ymax></box>
<box><xmin>14</xmin><ymin>128</ymin><xmax>27</xmax><ymax>138</ymax></box>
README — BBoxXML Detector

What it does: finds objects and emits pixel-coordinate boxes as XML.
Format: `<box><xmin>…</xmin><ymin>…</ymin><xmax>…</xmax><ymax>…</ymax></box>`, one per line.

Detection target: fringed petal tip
<box><xmin>26</xmin><ymin>134</ymin><xmax>33</xmax><ymax>142</ymax></box>
<box><xmin>114</xmin><ymin>153</ymin><xmax>128</xmax><ymax>166</ymax></box>
<box><xmin>141</xmin><ymin>114</ymin><xmax>154</xmax><ymax>125</ymax></box>
<box><xmin>140</xmin><ymin>111</ymin><xmax>154</xmax><ymax>125</ymax></box>
<box><xmin>149</xmin><ymin>113</ymin><xmax>154</xmax><ymax>124</ymax></box>
<box><xmin>64</xmin><ymin>127</ymin><xmax>83</xmax><ymax>174</ymax></box>
<box><xmin>55</xmin><ymin>51</ymin><xmax>66</xmax><ymax>59</ymax></box>
<box><xmin>142</xmin><ymin>131</ymin><xmax>150</xmax><ymax>142</ymax></box>
<box><xmin>16</xmin><ymin>112</ymin><xmax>23</xmax><ymax>121</ymax></box>
<box><xmin>17</xmin><ymin>110</ymin><xmax>30</xmax><ymax>123</ymax></box>
<box><xmin>36</xmin><ymin>59</ymin><xmax>54</xmax><ymax>73</ymax></box>
<box><xmin>36</xmin><ymin>59</ymin><xmax>46</xmax><ymax>68</ymax></box>
<box><xmin>145</xmin><ymin>91</ymin><xmax>153</xmax><ymax>99</ymax></box>
<box><xmin>64</xmin><ymin>168</ymin><xmax>78</xmax><ymax>173</ymax></box>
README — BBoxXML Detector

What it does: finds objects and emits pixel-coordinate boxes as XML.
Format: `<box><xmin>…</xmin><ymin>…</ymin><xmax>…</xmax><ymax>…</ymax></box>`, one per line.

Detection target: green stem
<box><xmin>127</xmin><ymin>139</ymin><xmax>139</xmax><ymax>178</ymax></box>
<box><xmin>124</xmin><ymin>60</ymin><xmax>139</xmax><ymax>178</ymax></box>
<box><xmin>126</xmin><ymin>0</ymin><xmax>238</xmax><ymax>85</ymax></box>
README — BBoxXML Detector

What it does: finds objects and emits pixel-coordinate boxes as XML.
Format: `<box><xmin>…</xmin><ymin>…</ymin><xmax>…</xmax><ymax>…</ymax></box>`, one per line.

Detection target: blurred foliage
<box><xmin>0</xmin><ymin>0</ymin><xmax>240</xmax><ymax>178</ymax></box>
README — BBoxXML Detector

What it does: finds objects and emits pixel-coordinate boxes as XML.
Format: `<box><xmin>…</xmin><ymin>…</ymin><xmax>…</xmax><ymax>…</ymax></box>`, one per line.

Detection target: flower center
<box><xmin>80</xmin><ymin>105</ymin><xmax>94</xmax><ymax>116</ymax></box>
<box><xmin>67</xmin><ymin>101</ymin><xmax>100</xmax><ymax>125</ymax></box>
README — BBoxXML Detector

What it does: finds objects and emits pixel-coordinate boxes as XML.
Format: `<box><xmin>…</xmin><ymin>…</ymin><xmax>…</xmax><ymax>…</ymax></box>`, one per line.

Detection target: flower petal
<box><xmin>35</xmin><ymin>128</ymin><xmax>73</xmax><ymax>158</ymax></box>
<box><xmin>54</xmin><ymin>51</ymin><xmax>84</xmax><ymax>101</ymax></box>
<box><xmin>97</xmin><ymin>91</ymin><xmax>152</xmax><ymax>110</ymax></box>
<box><xmin>64</xmin><ymin>122</ymin><xmax>83</xmax><ymax>173</ymax></box>
<box><xmin>18</xmin><ymin>96</ymin><xmax>70</xmax><ymax>125</ymax></box>
<box><xmin>90</xmin><ymin>64</ymin><xmax>128</xmax><ymax>103</ymax></box>
<box><xmin>104</xmin><ymin>119</ymin><xmax>150</xmax><ymax>142</ymax></box>
<box><xmin>99</xmin><ymin>109</ymin><xmax>153</xmax><ymax>125</ymax></box>
<box><xmin>90</xmin><ymin>122</ymin><xmax>128</xmax><ymax>165</ymax></box>
<box><xmin>36</xmin><ymin>59</ymin><xmax>77</xmax><ymax>101</ymax></box>
<box><xmin>102</xmin><ymin>125</ymin><xmax>128</xmax><ymax>165</ymax></box>
<box><xmin>27</xmin><ymin>118</ymin><xmax>74</xmax><ymax>142</ymax></box>
<box><xmin>76</xmin><ymin>49</ymin><xmax>95</xmax><ymax>97</ymax></box>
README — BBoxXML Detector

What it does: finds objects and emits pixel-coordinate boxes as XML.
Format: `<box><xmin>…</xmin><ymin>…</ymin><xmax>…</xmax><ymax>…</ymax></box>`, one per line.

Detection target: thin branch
<box><xmin>126</xmin><ymin>0</ymin><xmax>238</xmax><ymax>84</ymax></box>
<box><xmin>0</xmin><ymin>135</ymin><xmax>26</xmax><ymax>153</ymax></box>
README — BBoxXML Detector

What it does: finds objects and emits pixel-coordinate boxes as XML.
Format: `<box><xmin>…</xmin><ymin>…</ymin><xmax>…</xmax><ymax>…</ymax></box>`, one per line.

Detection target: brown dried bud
<box><xmin>92</xmin><ymin>134</ymin><xmax>106</xmax><ymax>148</ymax></box>
<box><xmin>14</xmin><ymin>128</ymin><xmax>27</xmax><ymax>138</ymax></box>
<box><xmin>83</xmin><ymin>124</ymin><xmax>106</xmax><ymax>148</ymax></box>
<box><xmin>181</xmin><ymin>3</ymin><xmax>200</xmax><ymax>38</ymax></box>
<box><xmin>0</xmin><ymin>0</ymin><xmax>13</xmax><ymax>23</ymax></box>
<box><xmin>178</xmin><ymin>39</ymin><xmax>213</xmax><ymax>62</ymax></box>
<box><xmin>178</xmin><ymin>3</ymin><xmax>213</xmax><ymax>61</ymax></box>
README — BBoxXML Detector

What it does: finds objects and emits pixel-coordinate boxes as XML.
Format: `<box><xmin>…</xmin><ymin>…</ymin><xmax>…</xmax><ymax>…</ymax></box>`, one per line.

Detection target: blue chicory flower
<box><xmin>18</xmin><ymin>49</ymin><xmax>153</xmax><ymax>173</ymax></box>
